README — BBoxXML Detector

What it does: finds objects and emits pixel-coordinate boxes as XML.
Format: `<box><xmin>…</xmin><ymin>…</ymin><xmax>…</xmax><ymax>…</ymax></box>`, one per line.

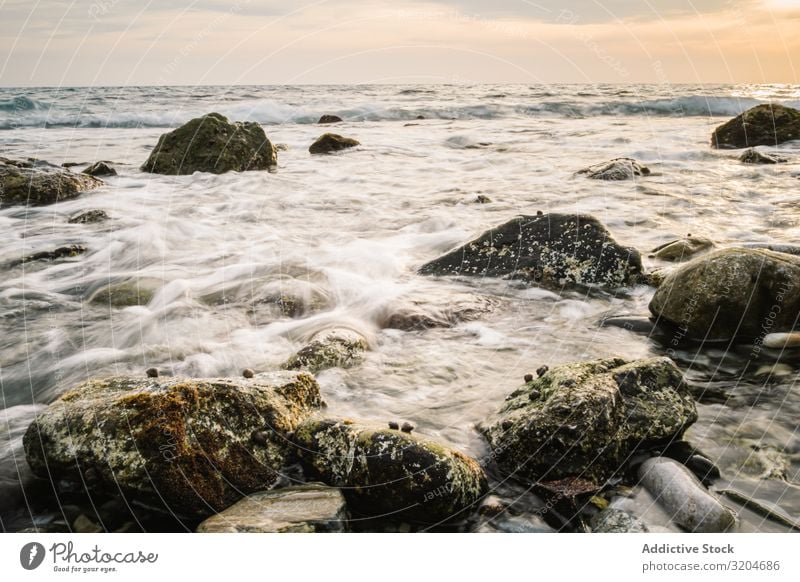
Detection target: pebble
<box><xmin>762</xmin><ymin>332</ymin><xmax>800</xmax><ymax>349</ymax></box>
<box><xmin>145</xmin><ymin>367</ymin><xmax>159</xmax><ymax>378</ymax></box>
<box><xmin>242</xmin><ymin>368</ymin><xmax>255</xmax><ymax>378</ymax></box>
<box><xmin>251</xmin><ymin>431</ymin><xmax>269</xmax><ymax>446</ymax></box>
<box><xmin>536</xmin><ymin>365</ymin><xmax>548</xmax><ymax>377</ymax></box>
<box><xmin>388</xmin><ymin>421</ymin><xmax>399</xmax><ymax>430</ymax></box>
<box><xmin>400</xmin><ymin>422</ymin><xmax>414</xmax><ymax>433</ymax></box>
<box><xmin>524</xmin><ymin>374</ymin><xmax>533</xmax><ymax>383</ymax></box>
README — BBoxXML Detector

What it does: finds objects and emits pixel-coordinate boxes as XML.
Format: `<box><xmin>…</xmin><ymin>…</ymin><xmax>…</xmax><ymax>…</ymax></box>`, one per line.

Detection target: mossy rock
<box><xmin>141</xmin><ymin>113</ymin><xmax>277</xmax><ymax>175</ymax></box>
<box><xmin>23</xmin><ymin>371</ymin><xmax>322</xmax><ymax>517</ymax></box>
<box><xmin>0</xmin><ymin>157</ymin><xmax>102</xmax><ymax>207</ymax></box>
<box><xmin>309</xmin><ymin>133</ymin><xmax>360</xmax><ymax>155</ymax></box>
<box><xmin>283</xmin><ymin>328</ymin><xmax>368</xmax><ymax>373</ymax></box>
<box><xmin>478</xmin><ymin>357</ymin><xmax>697</xmax><ymax>483</ymax></box>
<box><xmin>293</xmin><ymin>418</ymin><xmax>487</xmax><ymax>523</ymax></box>
<box><xmin>712</xmin><ymin>104</ymin><xmax>800</xmax><ymax>149</ymax></box>
<box><xmin>88</xmin><ymin>280</ymin><xmax>160</xmax><ymax>308</ymax></box>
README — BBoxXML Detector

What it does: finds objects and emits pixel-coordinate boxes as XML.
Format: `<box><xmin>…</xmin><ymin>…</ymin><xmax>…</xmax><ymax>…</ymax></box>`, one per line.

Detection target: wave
<box><xmin>0</xmin><ymin>95</ymin><xmax>49</xmax><ymax>112</ymax></box>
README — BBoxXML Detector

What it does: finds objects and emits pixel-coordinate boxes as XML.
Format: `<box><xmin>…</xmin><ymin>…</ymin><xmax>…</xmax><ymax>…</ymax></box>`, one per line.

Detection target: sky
<box><xmin>0</xmin><ymin>0</ymin><xmax>799</xmax><ymax>86</ymax></box>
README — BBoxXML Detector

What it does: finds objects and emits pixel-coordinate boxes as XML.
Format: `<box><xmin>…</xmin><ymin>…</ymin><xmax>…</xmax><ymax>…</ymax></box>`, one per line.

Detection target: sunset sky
<box><xmin>1</xmin><ymin>0</ymin><xmax>799</xmax><ymax>86</ymax></box>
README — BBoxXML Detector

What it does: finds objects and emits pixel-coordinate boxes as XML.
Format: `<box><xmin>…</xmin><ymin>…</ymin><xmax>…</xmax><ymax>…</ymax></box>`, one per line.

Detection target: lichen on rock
<box><xmin>283</xmin><ymin>328</ymin><xmax>368</xmax><ymax>373</ymax></box>
<box><xmin>1</xmin><ymin>157</ymin><xmax>102</xmax><ymax>207</ymax></box>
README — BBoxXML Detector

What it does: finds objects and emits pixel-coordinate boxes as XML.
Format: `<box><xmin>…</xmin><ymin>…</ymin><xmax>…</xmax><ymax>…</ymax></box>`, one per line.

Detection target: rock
<box><xmin>23</xmin><ymin>371</ymin><xmax>322</xmax><ymax>516</ymax></box>
<box><xmin>649</xmin><ymin>236</ymin><xmax>715</xmax><ymax>262</ymax></box>
<box><xmin>474</xmin><ymin>194</ymin><xmax>492</xmax><ymax>204</ymax></box>
<box><xmin>638</xmin><ymin>457</ymin><xmax>736</xmax><ymax>532</ymax></box>
<box><xmin>309</xmin><ymin>133</ymin><xmax>360</xmax><ymax>155</ymax></box>
<box><xmin>576</xmin><ymin>158</ymin><xmax>650</xmax><ymax>180</ymax></box>
<box><xmin>318</xmin><ymin>115</ymin><xmax>343</xmax><ymax>124</ymax></box>
<box><xmin>73</xmin><ymin>514</ymin><xmax>102</xmax><ymax>533</ymax></box>
<box><xmin>478</xmin><ymin>357</ymin><xmax>697</xmax><ymax>482</ymax></box>
<box><xmin>88</xmin><ymin>280</ymin><xmax>160</xmax><ymax>308</ymax></box>
<box><xmin>599</xmin><ymin>315</ymin><xmax>658</xmax><ymax>334</ymax></box>
<box><xmin>591</xmin><ymin>508</ymin><xmax>649</xmax><ymax>533</ymax></box>
<box><xmin>10</xmin><ymin>244</ymin><xmax>87</xmax><ymax>266</ymax></box>
<box><xmin>649</xmin><ymin>248</ymin><xmax>800</xmax><ymax>341</ymax></box>
<box><xmin>83</xmin><ymin>161</ymin><xmax>117</xmax><ymax>177</ymax></box>
<box><xmin>68</xmin><ymin>209</ymin><xmax>109</xmax><ymax>224</ymax></box>
<box><xmin>293</xmin><ymin>418</ymin><xmax>487</xmax><ymax>523</ymax></box>
<box><xmin>0</xmin><ymin>157</ymin><xmax>102</xmax><ymax>207</ymax></box>
<box><xmin>712</xmin><ymin>104</ymin><xmax>800</xmax><ymax>148</ymax></box>
<box><xmin>380</xmin><ymin>292</ymin><xmax>500</xmax><ymax>331</ymax></box>
<box><xmin>739</xmin><ymin>148</ymin><xmax>787</xmax><ymax>164</ymax></box>
<box><xmin>141</xmin><ymin>113</ymin><xmax>277</xmax><ymax>175</ymax></box>
<box><xmin>283</xmin><ymin>328</ymin><xmax>368</xmax><ymax>373</ymax></box>
<box><xmin>762</xmin><ymin>332</ymin><xmax>800</xmax><ymax>349</ymax></box>
<box><xmin>196</xmin><ymin>484</ymin><xmax>348</xmax><ymax>533</ymax></box>
<box><xmin>242</xmin><ymin>368</ymin><xmax>255</xmax><ymax>379</ymax></box>
<box><xmin>419</xmin><ymin>213</ymin><xmax>643</xmax><ymax>290</ymax></box>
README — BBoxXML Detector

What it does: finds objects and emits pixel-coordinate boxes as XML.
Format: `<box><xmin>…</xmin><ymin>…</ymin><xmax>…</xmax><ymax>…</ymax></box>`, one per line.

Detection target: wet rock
<box><xmin>474</xmin><ymin>194</ymin><xmax>492</xmax><ymax>204</ymax></box>
<box><xmin>11</xmin><ymin>244</ymin><xmax>87</xmax><ymax>266</ymax></box>
<box><xmin>712</xmin><ymin>104</ymin><xmax>800</xmax><ymax>148</ymax></box>
<box><xmin>83</xmin><ymin>161</ymin><xmax>117</xmax><ymax>177</ymax></box>
<box><xmin>283</xmin><ymin>328</ymin><xmax>368</xmax><ymax>373</ymax></box>
<box><xmin>644</xmin><ymin>267</ymin><xmax>672</xmax><ymax>288</ymax></box>
<box><xmin>309</xmin><ymin>133</ymin><xmax>360</xmax><ymax>155</ymax></box>
<box><xmin>739</xmin><ymin>148</ymin><xmax>787</xmax><ymax>164</ymax></box>
<box><xmin>649</xmin><ymin>248</ymin><xmax>800</xmax><ymax>341</ymax></box>
<box><xmin>599</xmin><ymin>315</ymin><xmax>658</xmax><ymax>335</ymax></box>
<box><xmin>638</xmin><ymin>457</ymin><xmax>736</xmax><ymax>532</ymax></box>
<box><xmin>762</xmin><ymin>332</ymin><xmax>800</xmax><ymax>349</ymax></box>
<box><xmin>0</xmin><ymin>157</ymin><xmax>102</xmax><ymax>207</ymax></box>
<box><xmin>591</xmin><ymin>508</ymin><xmax>649</xmax><ymax>533</ymax></box>
<box><xmin>649</xmin><ymin>236</ymin><xmax>715</xmax><ymax>262</ymax></box>
<box><xmin>401</xmin><ymin>422</ymin><xmax>414</xmax><ymax>433</ymax></box>
<box><xmin>196</xmin><ymin>484</ymin><xmax>348</xmax><ymax>533</ymax></box>
<box><xmin>242</xmin><ymin>368</ymin><xmax>255</xmax><ymax>379</ymax></box>
<box><xmin>145</xmin><ymin>367</ymin><xmax>159</xmax><ymax>378</ymax></box>
<box><xmin>381</xmin><ymin>292</ymin><xmax>501</xmax><ymax>331</ymax></box>
<box><xmin>73</xmin><ymin>514</ymin><xmax>103</xmax><ymax>533</ymax></box>
<box><xmin>88</xmin><ymin>280</ymin><xmax>160</xmax><ymax>308</ymax></box>
<box><xmin>68</xmin><ymin>209</ymin><xmax>109</xmax><ymax>224</ymax></box>
<box><xmin>318</xmin><ymin>115</ymin><xmax>343</xmax><ymax>124</ymax></box>
<box><xmin>576</xmin><ymin>158</ymin><xmax>650</xmax><ymax>180</ymax></box>
<box><xmin>478</xmin><ymin>357</ymin><xmax>697</xmax><ymax>482</ymax></box>
<box><xmin>293</xmin><ymin>418</ymin><xmax>487</xmax><ymax>523</ymax></box>
<box><xmin>24</xmin><ymin>371</ymin><xmax>322</xmax><ymax>517</ymax></box>
<box><xmin>419</xmin><ymin>213</ymin><xmax>643</xmax><ymax>290</ymax></box>
<box><xmin>141</xmin><ymin>113</ymin><xmax>277</xmax><ymax>175</ymax></box>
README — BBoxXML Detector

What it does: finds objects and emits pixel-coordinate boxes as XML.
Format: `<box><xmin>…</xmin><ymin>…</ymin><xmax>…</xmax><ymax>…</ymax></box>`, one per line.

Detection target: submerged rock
<box><xmin>0</xmin><ymin>157</ymin><xmax>102</xmax><ymax>206</ymax></box>
<box><xmin>11</xmin><ymin>244</ymin><xmax>87</xmax><ymax>266</ymax></box>
<box><xmin>576</xmin><ymin>158</ymin><xmax>650</xmax><ymax>180</ymax></box>
<box><xmin>419</xmin><ymin>213</ymin><xmax>643</xmax><ymax>290</ymax></box>
<box><xmin>88</xmin><ymin>280</ymin><xmax>160</xmax><ymax>308</ymax></box>
<box><xmin>381</xmin><ymin>292</ymin><xmax>501</xmax><ymax>331</ymax></box>
<box><xmin>196</xmin><ymin>484</ymin><xmax>348</xmax><ymax>533</ymax></box>
<box><xmin>24</xmin><ymin>371</ymin><xmax>321</xmax><ymax>516</ymax></box>
<box><xmin>309</xmin><ymin>133</ymin><xmax>360</xmax><ymax>155</ymax></box>
<box><xmin>649</xmin><ymin>236</ymin><xmax>715</xmax><ymax>262</ymax></box>
<box><xmin>68</xmin><ymin>209</ymin><xmax>110</xmax><ymax>224</ymax></box>
<box><xmin>283</xmin><ymin>328</ymin><xmax>368</xmax><ymax>373</ymax></box>
<box><xmin>712</xmin><ymin>104</ymin><xmax>800</xmax><ymax>148</ymax></box>
<box><xmin>591</xmin><ymin>508</ymin><xmax>649</xmax><ymax>533</ymax></box>
<box><xmin>478</xmin><ymin>357</ymin><xmax>697</xmax><ymax>482</ymax></box>
<box><xmin>293</xmin><ymin>418</ymin><xmax>487</xmax><ymax>523</ymax></box>
<box><xmin>638</xmin><ymin>457</ymin><xmax>736</xmax><ymax>532</ymax></box>
<box><xmin>83</xmin><ymin>161</ymin><xmax>117</xmax><ymax>177</ymax></box>
<box><xmin>141</xmin><ymin>113</ymin><xmax>277</xmax><ymax>175</ymax></box>
<box><xmin>649</xmin><ymin>248</ymin><xmax>800</xmax><ymax>341</ymax></box>
<box><xmin>739</xmin><ymin>148</ymin><xmax>787</xmax><ymax>164</ymax></box>
<box><xmin>318</xmin><ymin>115</ymin><xmax>343</xmax><ymax>124</ymax></box>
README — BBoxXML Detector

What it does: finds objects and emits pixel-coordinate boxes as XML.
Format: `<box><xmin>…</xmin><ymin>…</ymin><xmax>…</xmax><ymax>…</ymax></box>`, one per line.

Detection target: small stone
<box><xmin>73</xmin><ymin>514</ymin><xmax>102</xmax><ymax>533</ymax></box>
<box><xmin>401</xmin><ymin>422</ymin><xmax>414</xmax><ymax>433</ymax></box>
<box><xmin>309</xmin><ymin>133</ymin><xmax>360</xmax><ymax>155</ymax></box>
<box><xmin>145</xmin><ymin>367</ymin><xmax>159</xmax><ymax>378</ymax></box>
<box><xmin>478</xmin><ymin>495</ymin><xmax>505</xmax><ymax>517</ymax></box>
<box><xmin>528</xmin><ymin>390</ymin><xmax>541</xmax><ymax>401</ymax></box>
<box><xmin>577</xmin><ymin>158</ymin><xmax>650</xmax><ymax>180</ymax></box>
<box><xmin>318</xmin><ymin>114</ymin><xmax>343</xmax><ymax>124</ymax></box>
<box><xmin>388</xmin><ymin>421</ymin><xmax>399</xmax><ymax>430</ymax></box>
<box><xmin>251</xmin><ymin>431</ymin><xmax>269</xmax><ymax>446</ymax></box>
<box><xmin>524</xmin><ymin>374</ymin><xmax>534</xmax><ymax>383</ymax></box>
<box><xmin>536</xmin><ymin>366</ymin><xmax>548</xmax><ymax>377</ymax></box>
<box><xmin>242</xmin><ymin>368</ymin><xmax>255</xmax><ymax>379</ymax></box>
<box><xmin>68</xmin><ymin>209</ymin><xmax>110</xmax><ymax>224</ymax></box>
<box><xmin>536</xmin><ymin>210</ymin><xmax>543</xmax><ymax>216</ymax></box>
<box><xmin>83</xmin><ymin>161</ymin><xmax>117</xmax><ymax>177</ymax></box>
<box><xmin>762</xmin><ymin>332</ymin><xmax>800</xmax><ymax>349</ymax></box>
<box><xmin>474</xmin><ymin>194</ymin><xmax>492</xmax><ymax>204</ymax></box>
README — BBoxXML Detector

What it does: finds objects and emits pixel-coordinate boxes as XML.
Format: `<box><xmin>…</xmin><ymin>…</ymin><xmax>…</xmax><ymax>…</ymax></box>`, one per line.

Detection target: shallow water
<box><xmin>1</xmin><ymin>83</ymin><xmax>799</xmax><ymax>531</ymax></box>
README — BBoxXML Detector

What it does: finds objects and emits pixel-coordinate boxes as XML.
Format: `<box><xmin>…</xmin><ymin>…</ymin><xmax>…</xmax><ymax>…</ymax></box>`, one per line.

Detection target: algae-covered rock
<box><xmin>649</xmin><ymin>236</ymin><xmax>715</xmax><ymax>262</ymax></box>
<box><xmin>0</xmin><ymin>157</ymin><xmax>102</xmax><ymax>207</ymax></box>
<box><xmin>309</xmin><ymin>133</ymin><xmax>360</xmax><ymax>155</ymax></box>
<box><xmin>283</xmin><ymin>328</ymin><xmax>368</xmax><ymax>373</ymax></box>
<box><xmin>88</xmin><ymin>280</ymin><xmax>161</xmax><ymax>308</ymax></box>
<box><xmin>318</xmin><ymin>115</ymin><xmax>343</xmax><ymax>124</ymax></box>
<box><xmin>68</xmin><ymin>209</ymin><xmax>110</xmax><ymax>224</ymax></box>
<box><xmin>649</xmin><ymin>248</ymin><xmax>800</xmax><ymax>341</ymax></box>
<box><xmin>293</xmin><ymin>418</ymin><xmax>487</xmax><ymax>522</ymax></box>
<box><xmin>478</xmin><ymin>357</ymin><xmax>697</xmax><ymax>483</ymax></box>
<box><xmin>141</xmin><ymin>113</ymin><xmax>277</xmax><ymax>175</ymax></box>
<box><xmin>712</xmin><ymin>104</ymin><xmax>800</xmax><ymax>148</ymax></box>
<box><xmin>23</xmin><ymin>371</ymin><xmax>322</xmax><ymax>516</ymax></box>
<box><xmin>739</xmin><ymin>148</ymin><xmax>787</xmax><ymax>164</ymax></box>
<box><xmin>83</xmin><ymin>161</ymin><xmax>117</xmax><ymax>177</ymax></box>
<box><xmin>419</xmin><ymin>213</ymin><xmax>643</xmax><ymax>290</ymax></box>
<box><xmin>576</xmin><ymin>158</ymin><xmax>650</xmax><ymax>180</ymax></box>
<box><xmin>196</xmin><ymin>484</ymin><xmax>348</xmax><ymax>532</ymax></box>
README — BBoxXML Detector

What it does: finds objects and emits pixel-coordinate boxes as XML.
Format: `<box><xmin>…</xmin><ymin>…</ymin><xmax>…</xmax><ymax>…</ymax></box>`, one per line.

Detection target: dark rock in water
<box><xmin>141</xmin><ymin>113</ymin><xmax>277</xmax><ymax>175</ymax></box>
<box><xmin>318</xmin><ymin>115</ymin><xmax>343</xmax><ymax>124</ymax></box>
<box><xmin>381</xmin><ymin>292</ymin><xmax>500</xmax><ymax>331</ymax></box>
<box><xmin>576</xmin><ymin>158</ymin><xmax>650</xmax><ymax>180</ymax></box>
<box><xmin>712</xmin><ymin>104</ymin><xmax>800</xmax><ymax>148</ymax></box>
<box><xmin>739</xmin><ymin>242</ymin><xmax>800</xmax><ymax>257</ymax></box>
<box><xmin>401</xmin><ymin>422</ymin><xmax>414</xmax><ymax>433</ymax></box>
<box><xmin>24</xmin><ymin>371</ymin><xmax>321</xmax><ymax>517</ymax></box>
<box><xmin>242</xmin><ymin>368</ymin><xmax>255</xmax><ymax>379</ymax></box>
<box><xmin>293</xmin><ymin>418</ymin><xmax>487</xmax><ymax>523</ymax></box>
<box><xmin>145</xmin><ymin>367</ymin><xmax>159</xmax><ymax>378</ymax></box>
<box><xmin>649</xmin><ymin>248</ymin><xmax>800</xmax><ymax>341</ymax></box>
<box><xmin>196</xmin><ymin>484</ymin><xmax>348</xmax><ymax>533</ymax></box>
<box><xmin>388</xmin><ymin>421</ymin><xmax>399</xmax><ymax>430</ymax></box>
<box><xmin>658</xmin><ymin>440</ymin><xmax>721</xmax><ymax>485</ymax></box>
<box><xmin>283</xmin><ymin>328</ymin><xmax>368</xmax><ymax>373</ymax></box>
<box><xmin>419</xmin><ymin>213</ymin><xmax>643</xmax><ymax>290</ymax></box>
<box><xmin>591</xmin><ymin>508</ymin><xmax>649</xmax><ymax>533</ymax></box>
<box><xmin>83</xmin><ymin>161</ymin><xmax>117</xmax><ymax>177</ymax></box>
<box><xmin>478</xmin><ymin>357</ymin><xmax>697</xmax><ymax>482</ymax></box>
<box><xmin>11</xmin><ymin>244</ymin><xmax>87</xmax><ymax>267</ymax></box>
<box><xmin>88</xmin><ymin>279</ymin><xmax>160</xmax><ymax>308</ymax></box>
<box><xmin>739</xmin><ymin>148</ymin><xmax>787</xmax><ymax>164</ymax></box>
<box><xmin>309</xmin><ymin>133</ymin><xmax>360</xmax><ymax>155</ymax></box>
<box><xmin>599</xmin><ymin>315</ymin><xmax>657</xmax><ymax>335</ymax></box>
<box><xmin>474</xmin><ymin>194</ymin><xmax>492</xmax><ymax>204</ymax></box>
<box><xmin>649</xmin><ymin>235</ymin><xmax>715</xmax><ymax>262</ymax></box>
<box><xmin>68</xmin><ymin>209</ymin><xmax>109</xmax><ymax>224</ymax></box>
<box><xmin>0</xmin><ymin>157</ymin><xmax>102</xmax><ymax>207</ymax></box>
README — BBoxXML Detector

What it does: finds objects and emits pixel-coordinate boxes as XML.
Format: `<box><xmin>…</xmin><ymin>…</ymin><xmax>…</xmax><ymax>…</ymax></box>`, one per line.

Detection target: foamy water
<box><xmin>1</xmin><ymin>84</ymin><xmax>799</xmax><ymax>531</ymax></box>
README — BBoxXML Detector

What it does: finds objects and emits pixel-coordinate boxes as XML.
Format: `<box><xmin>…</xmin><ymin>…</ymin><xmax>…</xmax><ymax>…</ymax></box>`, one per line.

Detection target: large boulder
<box><xmin>478</xmin><ymin>357</ymin><xmax>697</xmax><ymax>483</ymax></box>
<box><xmin>196</xmin><ymin>484</ymin><xmax>348</xmax><ymax>533</ymax></box>
<box><xmin>0</xmin><ymin>157</ymin><xmax>102</xmax><ymax>207</ymax></box>
<box><xmin>712</xmin><ymin>104</ymin><xmax>800</xmax><ymax>149</ymax></box>
<box><xmin>649</xmin><ymin>248</ymin><xmax>800</xmax><ymax>341</ymax></box>
<box><xmin>141</xmin><ymin>113</ymin><xmax>277</xmax><ymax>175</ymax></box>
<box><xmin>24</xmin><ymin>371</ymin><xmax>321</xmax><ymax>516</ymax></box>
<box><xmin>293</xmin><ymin>418</ymin><xmax>487</xmax><ymax>522</ymax></box>
<box><xmin>419</xmin><ymin>213</ymin><xmax>643</xmax><ymax>290</ymax></box>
